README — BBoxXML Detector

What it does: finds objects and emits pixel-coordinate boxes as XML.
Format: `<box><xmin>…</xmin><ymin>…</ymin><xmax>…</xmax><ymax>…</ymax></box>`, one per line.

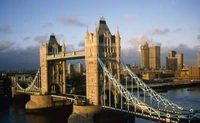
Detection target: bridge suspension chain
<box><xmin>98</xmin><ymin>57</ymin><xmax>167</xmax><ymax>117</ymax></box>
<box><xmin>120</xmin><ymin>57</ymin><xmax>184</xmax><ymax>111</ymax></box>
<box><xmin>16</xmin><ymin>69</ymin><xmax>41</xmax><ymax>92</ymax></box>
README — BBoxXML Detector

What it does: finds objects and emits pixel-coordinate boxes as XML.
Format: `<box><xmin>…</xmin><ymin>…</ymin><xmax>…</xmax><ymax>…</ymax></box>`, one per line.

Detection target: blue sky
<box><xmin>0</xmin><ymin>0</ymin><xmax>200</xmax><ymax>70</ymax></box>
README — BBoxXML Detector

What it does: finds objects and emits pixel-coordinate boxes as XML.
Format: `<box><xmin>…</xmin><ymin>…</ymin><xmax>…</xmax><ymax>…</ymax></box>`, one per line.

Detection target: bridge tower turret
<box><xmin>85</xmin><ymin>16</ymin><xmax>121</xmax><ymax>105</ymax></box>
<box><xmin>85</xmin><ymin>23</ymin><xmax>99</xmax><ymax>105</ymax></box>
<box><xmin>40</xmin><ymin>42</ymin><xmax>48</xmax><ymax>95</ymax></box>
<box><xmin>115</xmin><ymin>26</ymin><xmax>121</xmax><ymax>81</ymax></box>
<box><xmin>40</xmin><ymin>33</ymin><xmax>66</xmax><ymax>95</ymax></box>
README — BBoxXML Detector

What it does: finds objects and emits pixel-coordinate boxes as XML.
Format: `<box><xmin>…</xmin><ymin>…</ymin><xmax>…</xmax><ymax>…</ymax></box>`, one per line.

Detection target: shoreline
<box><xmin>125</xmin><ymin>81</ymin><xmax>200</xmax><ymax>89</ymax></box>
<box><xmin>147</xmin><ymin>81</ymin><xmax>200</xmax><ymax>89</ymax></box>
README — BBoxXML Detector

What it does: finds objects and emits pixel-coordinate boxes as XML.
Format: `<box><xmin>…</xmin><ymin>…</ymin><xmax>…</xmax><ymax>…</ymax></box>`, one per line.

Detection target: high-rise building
<box><xmin>68</xmin><ymin>63</ymin><xmax>74</xmax><ymax>79</ymax></box>
<box><xmin>169</xmin><ymin>50</ymin><xmax>176</xmax><ymax>57</ymax></box>
<box><xmin>176</xmin><ymin>54</ymin><xmax>183</xmax><ymax>70</ymax></box>
<box><xmin>198</xmin><ymin>52</ymin><xmax>200</xmax><ymax>67</ymax></box>
<box><xmin>166</xmin><ymin>50</ymin><xmax>183</xmax><ymax>71</ymax></box>
<box><xmin>140</xmin><ymin>42</ymin><xmax>160</xmax><ymax>69</ymax></box>
<box><xmin>166</xmin><ymin>57</ymin><xmax>177</xmax><ymax>71</ymax></box>
<box><xmin>149</xmin><ymin>46</ymin><xmax>160</xmax><ymax>69</ymax></box>
<box><xmin>76</xmin><ymin>63</ymin><xmax>83</xmax><ymax>74</ymax></box>
<box><xmin>140</xmin><ymin>42</ymin><xmax>149</xmax><ymax>68</ymax></box>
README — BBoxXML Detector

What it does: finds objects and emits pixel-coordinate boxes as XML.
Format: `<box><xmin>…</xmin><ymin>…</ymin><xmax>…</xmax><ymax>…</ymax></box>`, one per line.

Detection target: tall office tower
<box><xmin>68</xmin><ymin>63</ymin><xmax>74</xmax><ymax>79</ymax></box>
<box><xmin>166</xmin><ymin>50</ymin><xmax>183</xmax><ymax>71</ymax></box>
<box><xmin>76</xmin><ymin>63</ymin><xmax>83</xmax><ymax>74</ymax></box>
<box><xmin>166</xmin><ymin>57</ymin><xmax>177</xmax><ymax>71</ymax></box>
<box><xmin>176</xmin><ymin>53</ymin><xmax>183</xmax><ymax>70</ymax></box>
<box><xmin>149</xmin><ymin>46</ymin><xmax>160</xmax><ymax>69</ymax></box>
<box><xmin>140</xmin><ymin>42</ymin><xmax>149</xmax><ymax>68</ymax></box>
<box><xmin>198</xmin><ymin>52</ymin><xmax>200</xmax><ymax>67</ymax></box>
<box><xmin>169</xmin><ymin>50</ymin><xmax>176</xmax><ymax>57</ymax></box>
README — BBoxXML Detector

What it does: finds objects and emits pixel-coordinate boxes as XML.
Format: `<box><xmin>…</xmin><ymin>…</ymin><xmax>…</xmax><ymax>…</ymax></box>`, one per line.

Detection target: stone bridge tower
<box><xmin>85</xmin><ymin>16</ymin><xmax>121</xmax><ymax>105</ymax></box>
<box><xmin>40</xmin><ymin>33</ymin><xmax>66</xmax><ymax>95</ymax></box>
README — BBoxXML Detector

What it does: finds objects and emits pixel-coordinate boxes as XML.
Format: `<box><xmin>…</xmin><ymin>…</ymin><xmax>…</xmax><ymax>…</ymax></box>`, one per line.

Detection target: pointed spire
<box><xmin>62</xmin><ymin>40</ymin><xmax>65</xmax><ymax>46</ymax></box>
<box><xmin>85</xmin><ymin>25</ymin><xmax>89</xmax><ymax>39</ymax></box>
<box><xmin>116</xmin><ymin>26</ymin><xmax>120</xmax><ymax>38</ymax></box>
<box><xmin>100</xmin><ymin>14</ymin><xmax>105</xmax><ymax>21</ymax></box>
<box><xmin>93</xmin><ymin>23</ymin><xmax>98</xmax><ymax>37</ymax></box>
<box><xmin>62</xmin><ymin>40</ymin><xmax>66</xmax><ymax>53</ymax></box>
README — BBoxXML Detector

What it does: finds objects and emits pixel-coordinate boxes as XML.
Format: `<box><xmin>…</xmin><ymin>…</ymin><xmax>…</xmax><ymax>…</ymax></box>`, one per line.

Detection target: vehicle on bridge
<box><xmin>124</xmin><ymin>101</ymin><xmax>148</xmax><ymax>110</ymax></box>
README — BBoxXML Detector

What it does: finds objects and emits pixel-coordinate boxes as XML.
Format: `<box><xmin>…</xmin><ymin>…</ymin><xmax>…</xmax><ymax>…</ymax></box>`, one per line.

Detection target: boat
<box><xmin>187</xmin><ymin>88</ymin><xmax>195</xmax><ymax>91</ymax></box>
<box><xmin>191</xmin><ymin>79</ymin><xmax>200</xmax><ymax>82</ymax></box>
<box><xmin>140</xmin><ymin>93</ymin><xmax>150</xmax><ymax>97</ymax></box>
<box><xmin>155</xmin><ymin>89</ymin><xmax>168</xmax><ymax>93</ymax></box>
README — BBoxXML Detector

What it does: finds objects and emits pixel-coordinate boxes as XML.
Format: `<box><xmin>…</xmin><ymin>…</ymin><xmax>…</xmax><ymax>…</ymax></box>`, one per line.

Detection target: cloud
<box><xmin>78</xmin><ymin>40</ymin><xmax>84</xmax><ymax>47</ymax></box>
<box><xmin>121</xmin><ymin>47</ymin><xmax>140</xmax><ymax>66</ymax></box>
<box><xmin>34</xmin><ymin>34</ymin><xmax>48</xmax><ymax>43</ymax></box>
<box><xmin>57</xmin><ymin>16</ymin><xmax>85</xmax><ymax>27</ymax></box>
<box><xmin>197</xmin><ymin>34</ymin><xmax>200</xmax><ymax>41</ymax></box>
<box><xmin>173</xmin><ymin>28</ymin><xmax>183</xmax><ymax>32</ymax></box>
<box><xmin>66</xmin><ymin>44</ymin><xmax>75</xmax><ymax>52</ymax></box>
<box><xmin>23</xmin><ymin>36</ymin><xmax>31</xmax><ymax>41</ymax></box>
<box><xmin>149</xmin><ymin>28</ymin><xmax>170</xmax><ymax>35</ymax></box>
<box><xmin>128</xmin><ymin>35</ymin><xmax>161</xmax><ymax>46</ymax></box>
<box><xmin>123</xmin><ymin>15</ymin><xmax>133</xmax><ymax>21</ymax></box>
<box><xmin>56</xmin><ymin>34</ymin><xmax>65</xmax><ymax>41</ymax></box>
<box><xmin>0</xmin><ymin>40</ymin><xmax>15</xmax><ymax>52</ymax></box>
<box><xmin>147</xmin><ymin>28</ymin><xmax>183</xmax><ymax>35</ymax></box>
<box><xmin>0</xmin><ymin>44</ymin><xmax>40</xmax><ymax>70</ymax></box>
<box><xmin>0</xmin><ymin>24</ymin><xmax>11</xmax><ymax>33</ymax></box>
<box><xmin>128</xmin><ymin>35</ymin><xmax>148</xmax><ymax>45</ymax></box>
<box><xmin>43</xmin><ymin>22</ymin><xmax>52</xmax><ymax>28</ymax></box>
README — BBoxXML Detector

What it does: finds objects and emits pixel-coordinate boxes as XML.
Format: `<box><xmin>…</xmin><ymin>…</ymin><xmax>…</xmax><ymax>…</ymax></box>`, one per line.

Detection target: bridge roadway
<box><xmin>46</xmin><ymin>50</ymin><xmax>85</xmax><ymax>60</ymax></box>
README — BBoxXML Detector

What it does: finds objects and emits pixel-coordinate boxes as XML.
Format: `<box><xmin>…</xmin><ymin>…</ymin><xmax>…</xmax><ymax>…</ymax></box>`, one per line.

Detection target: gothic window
<box><xmin>105</xmin><ymin>37</ymin><xmax>108</xmax><ymax>44</ymax></box>
<box><xmin>112</xmin><ymin>48</ymin><xmax>115</xmax><ymax>53</ymax></box>
<box><xmin>89</xmin><ymin>48</ymin><xmax>92</xmax><ymax>56</ymax></box>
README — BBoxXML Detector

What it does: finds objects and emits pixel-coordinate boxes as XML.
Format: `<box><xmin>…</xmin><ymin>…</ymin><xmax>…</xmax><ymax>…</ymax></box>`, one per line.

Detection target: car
<box><xmin>124</xmin><ymin>101</ymin><xmax>148</xmax><ymax>110</ymax></box>
<box><xmin>136</xmin><ymin>102</ymin><xmax>148</xmax><ymax>110</ymax></box>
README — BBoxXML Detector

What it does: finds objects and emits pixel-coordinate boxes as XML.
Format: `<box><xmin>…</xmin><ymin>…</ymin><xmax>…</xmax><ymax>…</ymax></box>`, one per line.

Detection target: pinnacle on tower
<box><xmin>116</xmin><ymin>26</ymin><xmax>120</xmax><ymax>38</ymax></box>
<box><xmin>100</xmin><ymin>14</ymin><xmax>105</xmax><ymax>21</ymax></box>
<box><xmin>62</xmin><ymin>41</ymin><xmax>66</xmax><ymax>53</ymax></box>
<box><xmin>85</xmin><ymin>25</ymin><xmax>89</xmax><ymax>39</ymax></box>
<box><xmin>93</xmin><ymin>23</ymin><xmax>98</xmax><ymax>36</ymax></box>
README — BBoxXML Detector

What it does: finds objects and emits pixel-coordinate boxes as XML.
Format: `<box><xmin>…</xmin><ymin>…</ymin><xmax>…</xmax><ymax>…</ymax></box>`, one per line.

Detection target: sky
<box><xmin>0</xmin><ymin>0</ymin><xmax>200</xmax><ymax>70</ymax></box>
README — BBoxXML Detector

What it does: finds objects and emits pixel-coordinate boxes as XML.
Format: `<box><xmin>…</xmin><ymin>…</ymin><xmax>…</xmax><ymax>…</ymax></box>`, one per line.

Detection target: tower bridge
<box><xmin>13</xmin><ymin>17</ymin><xmax>200</xmax><ymax>123</ymax></box>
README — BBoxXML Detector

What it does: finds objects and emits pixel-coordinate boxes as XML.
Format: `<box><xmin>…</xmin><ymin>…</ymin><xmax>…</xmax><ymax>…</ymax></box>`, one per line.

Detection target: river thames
<box><xmin>1</xmin><ymin>85</ymin><xmax>200</xmax><ymax>123</ymax></box>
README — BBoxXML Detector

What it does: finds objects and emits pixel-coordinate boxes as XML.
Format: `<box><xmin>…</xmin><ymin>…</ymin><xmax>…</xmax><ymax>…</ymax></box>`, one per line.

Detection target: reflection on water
<box><xmin>0</xmin><ymin>96</ymin><xmax>72</xmax><ymax>123</ymax></box>
<box><xmin>0</xmin><ymin>86</ymin><xmax>200</xmax><ymax>123</ymax></box>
